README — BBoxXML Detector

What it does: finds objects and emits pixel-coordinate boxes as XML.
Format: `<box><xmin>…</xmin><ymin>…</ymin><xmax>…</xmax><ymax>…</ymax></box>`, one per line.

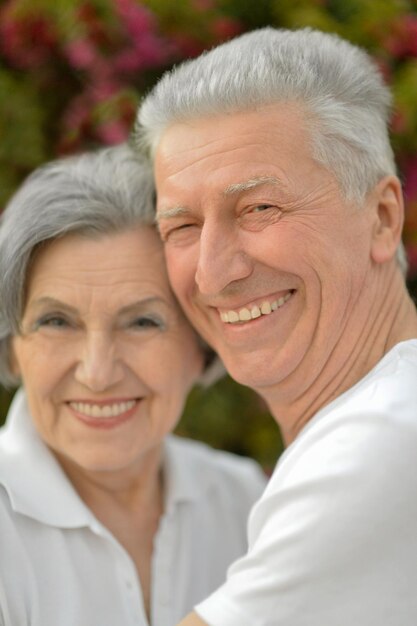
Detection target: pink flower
<box><xmin>391</xmin><ymin>109</ymin><xmax>408</xmax><ymax>135</ymax></box>
<box><xmin>171</xmin><ymin>32</ymin><xmax>207</xmax><ymax>58</ymax></box>
<box><xmin>192</xmin><ymin>0</ymin><xmax>216</xmax><ymax>11</ymax></box>
<box><xmin>0</xmin><ymin>4</ymin><xmax>57</xmax><ymax>69</ymax></box>
<box><xmin>113</xmin><ymin>32</ymin><xmax>174</xmax><ymax>73</ymax></box>
<box><xmin>403</xmin><ymin>157</ymin><xmax>417</xmax><ymax>202</ymax></box>
<box><xmin>210</xmin><ymin>16</ymin><xmax>243</xmax><ymax>41</ymax></box>
<box><xmin>75</xmin><ymin>2</ymin><xmax>110</xmax><ymax>48</ymax></box>
<box><xmin>92</xmin><ymin>80</ymin><xmax>121</xmax><ymax>101</ymax></box>
<box><xmin>64</xmin><ymin>39</ymin><xmax>98</xmax><ymax>70</ymax></box>
<box><xmin>385</xmin><ymin>15</ymin><xmax>417</xmax><ymax>58</ymax></box>
<box><xmin>115</xmin><ymin>0</ymin><xmax>156</xmax><ymax>39</ymax></box>
<box><xmin>113</xmin><ymin>0</ymin><xmax>175</xmax><ymax>70</ymax></box>
<box><xmin>96</xmin><ymin>119</ymin><xmax>130</xmax><ymax>144</ymax></box>
<box><xmin>374</xmin><ymin>57</ymin><xmax>392</xmax><ymax>84</ymax></box>
<box><xmin>405</xmin><ymin>242</ymin><xmax>417</xmax><ymax>277</ymax></box>
<box><xmin>400</xmin><ymin>15</ymin><xmax>417</xmax><ymax>56</ymax></box>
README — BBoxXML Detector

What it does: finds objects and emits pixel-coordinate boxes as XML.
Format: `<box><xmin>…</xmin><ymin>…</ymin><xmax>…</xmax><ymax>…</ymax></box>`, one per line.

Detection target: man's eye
<box><xmin>161</xmin><ymin>223</ymin><xmax>199</xmax><ymax>245</ymax></box>
<box><xmin>168</xmin><ymin>223</ymin><xmax>194</xmax><ymax>235</ymax></box>
<box><xmin>239</xmin><ymin>204</ymin><xmax>283</xmax><ymax>231</ymax></box>
<box><xmin>252</xmin><ymin>204</ymin><xmax>274</xmax><ymax>212</ymax></box>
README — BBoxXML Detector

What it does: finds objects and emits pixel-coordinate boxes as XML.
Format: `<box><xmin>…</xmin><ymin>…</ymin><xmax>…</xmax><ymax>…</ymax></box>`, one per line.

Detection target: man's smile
<box><xmin>219</xmin><ymin>290</ymin><xmax>294</xmax><ymax>324</ymax></box>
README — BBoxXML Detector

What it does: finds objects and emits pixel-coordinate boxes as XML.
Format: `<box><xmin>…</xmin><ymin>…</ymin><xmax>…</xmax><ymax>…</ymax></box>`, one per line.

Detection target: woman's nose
<box><xmin>74</xmin><ymin>331</ymin><xmax>124</xmax><ymax>392</ymax></box>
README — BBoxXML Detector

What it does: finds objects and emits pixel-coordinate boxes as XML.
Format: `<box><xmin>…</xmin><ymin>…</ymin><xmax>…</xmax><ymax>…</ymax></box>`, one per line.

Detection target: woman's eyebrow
<box><xmin>118</xmin><ymin>297</ymin><xmax>166</xmax><ymax>316</ymax></box>
<box><xmin>27</xmin><ymin>297</ymin><xmax>78</xmax><ymax>315</ymax></box>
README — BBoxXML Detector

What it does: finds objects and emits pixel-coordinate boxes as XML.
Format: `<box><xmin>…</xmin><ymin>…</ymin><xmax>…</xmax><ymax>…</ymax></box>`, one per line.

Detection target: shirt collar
<box><xmin>162</xmin><ymin>435</ymin><xmax>217</xmax><ymax>511</ymax></box>
<box><xmin>0</xmin><ymin>389</ymin><xmax>95</xmax><ymax>529</ymax></box>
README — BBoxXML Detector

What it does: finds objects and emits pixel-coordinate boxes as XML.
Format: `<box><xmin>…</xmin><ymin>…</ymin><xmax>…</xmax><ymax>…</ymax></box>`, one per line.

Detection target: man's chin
<box><xmin>221</xmin><ymin>354</ymin><xmax>282</xmax><ymax>392</ymax></box>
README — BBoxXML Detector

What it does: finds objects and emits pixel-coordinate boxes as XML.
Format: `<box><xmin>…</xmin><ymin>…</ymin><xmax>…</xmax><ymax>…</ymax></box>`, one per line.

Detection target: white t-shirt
<box><xmin>0</xmin><ymin>389</ymin><xmax>266</xmax><ymax>626</ymax></box>
<box><xmin>197</xmin><ymin>339</ymin><xmax>417</xmax><ymax>626</ymax></box>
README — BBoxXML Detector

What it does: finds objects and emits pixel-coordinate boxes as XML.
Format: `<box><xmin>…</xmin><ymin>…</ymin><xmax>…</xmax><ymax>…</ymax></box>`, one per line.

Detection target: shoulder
<box><xmin>268</xmin><ymin>398</ymin><xmax>417</xmax><ymax>505</ymax></box>
<box><xmin>0</xmin><ymin>486</ymin><xmax>34</xmax><ymax>621</ymax></box>
<box><xmin>195</xmin><ymin>347</ymin><xmax>417</xmax><ymax>625</ymax></box>
<box><xmin>274</xmin><ymin>343</ymin><xmax>417</xmax><ymax>490</ymax></box>
<box><xmin>0</xmin><ymin>485</ymin><xmax>33</xmax><ymax>557</ymax></box>
<box><xmin>251</xmin><ymin>350</ymin><xmax>417</xmax><ymax>545</ymax></box>
<box><xmin>0</xmin><ymin>484</ymin><xmax>21</xmax><ymax>534</ymax></box>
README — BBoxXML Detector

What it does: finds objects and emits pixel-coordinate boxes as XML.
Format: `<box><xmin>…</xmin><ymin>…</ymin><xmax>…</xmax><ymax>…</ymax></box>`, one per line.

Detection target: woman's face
<box><xmin>12</xmin><ymin>226</ymin><xmax>204</xmax><ymax>476</ymax></box>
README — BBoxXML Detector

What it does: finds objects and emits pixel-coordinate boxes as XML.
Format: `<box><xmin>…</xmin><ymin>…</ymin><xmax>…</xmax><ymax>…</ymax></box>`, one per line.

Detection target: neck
<box><xmin>57</xmin><ymin>445</ymin><xmax>164</xmax><ymax>514</ymax></box>
<box><xmin>263</xmin><ymin>264</ymin><xmax>417</xmax><ymax>445</ymax></box>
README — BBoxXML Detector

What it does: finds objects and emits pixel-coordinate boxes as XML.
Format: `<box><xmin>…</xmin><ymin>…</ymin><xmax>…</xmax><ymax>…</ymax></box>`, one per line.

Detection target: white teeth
<box><xmin>228</xmin><ymin>310</ymin><xmax>239</xmax><ymax>323</ymax></box>
<box><xmin>238</xmin><ymin>308</ymin><xmax>251</xmax><ymax>321</ymax></box>
<box><xmin>251</xmin><ymin>305</ymin><xmax>261</xmax><ymax>319</ymax></box>
<box><xmin>221</xmin><ymin>292</ymin><xmax>292</xmax><ymax>324</ymax></box>
<box><xmin>70</xmin><ymin>400</ymin><xmax>136</xmax><ymax>418</ymax></box>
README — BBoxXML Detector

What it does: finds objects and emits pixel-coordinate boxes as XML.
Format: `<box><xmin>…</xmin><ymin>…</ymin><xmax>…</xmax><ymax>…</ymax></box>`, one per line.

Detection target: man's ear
<box><xmin>370</xmin><ymin>175</ymin><xmax>404</xmax><ymax>265</ymax></box>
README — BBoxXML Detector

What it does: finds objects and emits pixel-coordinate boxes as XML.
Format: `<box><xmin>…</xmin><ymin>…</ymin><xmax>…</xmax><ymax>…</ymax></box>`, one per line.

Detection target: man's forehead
<box><xmin>155</xmin><ymin>103</ymin><xmax>306</xmax><ymax>167</ymax></box>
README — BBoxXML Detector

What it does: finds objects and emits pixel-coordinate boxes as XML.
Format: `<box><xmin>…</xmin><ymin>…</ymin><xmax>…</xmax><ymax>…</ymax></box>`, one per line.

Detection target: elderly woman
<box><xmin>0</xmin><ymin>144</ymin><xmax>266</xmax><ymax>626</ymax></box>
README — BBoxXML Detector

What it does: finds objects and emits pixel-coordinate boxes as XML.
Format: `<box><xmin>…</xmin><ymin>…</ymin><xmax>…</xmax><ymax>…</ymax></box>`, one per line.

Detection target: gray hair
<box><xmin>0</xmin><ymin>144</ymin><xmax>154</xmax><ymax>386</ymax></box>
<box><xmin>135</xmin><ymin>26</ymin><xmax>407</xmax><ymax>273</ymax></box>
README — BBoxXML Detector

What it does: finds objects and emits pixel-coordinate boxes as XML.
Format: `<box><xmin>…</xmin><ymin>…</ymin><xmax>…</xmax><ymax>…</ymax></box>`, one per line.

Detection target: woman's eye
<box><xmin>36</xmin><ymin>315</ymin><xmax>70</xmax><ymax>329</ymax></box>
<box><xmin>130</xmin><ymin>316</ymin><xmax>164</xmax><ymax>330</ymax></box>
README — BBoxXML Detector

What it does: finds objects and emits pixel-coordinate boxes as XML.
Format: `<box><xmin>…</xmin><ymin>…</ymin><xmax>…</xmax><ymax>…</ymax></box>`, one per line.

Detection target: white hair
<box><xmin>135</xmin><ymin>27</ymin><xmax>407</xmax><ymax>273</ymax></box>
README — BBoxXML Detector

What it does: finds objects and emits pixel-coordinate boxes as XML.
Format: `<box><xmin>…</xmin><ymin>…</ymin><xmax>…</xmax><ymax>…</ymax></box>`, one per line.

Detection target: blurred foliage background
<box><xmin>1</xmin><ymin>0</ymin><xmax>417</xmax><ymax>469</ymax></box>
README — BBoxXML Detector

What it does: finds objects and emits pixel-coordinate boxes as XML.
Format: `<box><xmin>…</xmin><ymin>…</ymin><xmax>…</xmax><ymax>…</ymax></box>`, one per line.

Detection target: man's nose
<box><xmin>195</xmin><ymin>220</ymin><xmax>253</xmax><ymax>296</ymax></box>
<box><xmin>74</xmin><ymin>331</ymin><xmax>124</xmax><ymax>392</ymax></box>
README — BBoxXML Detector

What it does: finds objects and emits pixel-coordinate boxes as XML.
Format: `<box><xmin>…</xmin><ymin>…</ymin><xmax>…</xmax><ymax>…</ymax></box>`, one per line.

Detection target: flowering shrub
<box><xmin>0</xmin><ymin>0</ymin><xmax>416</xmax><ymax>462</ymax></box>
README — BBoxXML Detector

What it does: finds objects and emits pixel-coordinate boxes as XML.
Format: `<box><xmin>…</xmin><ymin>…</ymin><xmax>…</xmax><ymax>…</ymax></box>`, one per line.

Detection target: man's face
<box><xmin>154</xmin><ymin>104</ymin><xmax>376</xmax><ymax>399</ymax></box>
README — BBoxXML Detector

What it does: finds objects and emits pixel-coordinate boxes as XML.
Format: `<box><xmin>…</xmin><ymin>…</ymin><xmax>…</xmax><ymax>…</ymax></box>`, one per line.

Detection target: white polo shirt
<box><xmin>0</xmin><ymin>390</ymin><xmax>266</xmax><ymax>626</ymax></box>
<box><xmin>196</xmin><ymin>340</ymin><xmax>417</xmax><ymax>626</ymax></box>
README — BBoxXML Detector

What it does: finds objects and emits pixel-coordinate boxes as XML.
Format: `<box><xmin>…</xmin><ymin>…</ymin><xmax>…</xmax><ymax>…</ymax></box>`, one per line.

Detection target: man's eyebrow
<box><xmin>156</xmin><ymin>176</ymin><xmax>281</xmax><ymax>222</ymax></box>
<box><xmin>223</xmin><ymin>176</ymin><xmax>282</xmax><ymax>196</ymax></box>
<box><xmin>156</xmin><ymin>206</ymin><xmax>189</xmax><ymax>221</ymax></box>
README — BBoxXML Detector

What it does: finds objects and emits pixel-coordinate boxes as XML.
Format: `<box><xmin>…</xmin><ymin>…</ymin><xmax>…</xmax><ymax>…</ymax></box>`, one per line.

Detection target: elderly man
<box><xmin>135</xmin><ymin>28</ymin><xmax>417</xmax><ymax>626</ymax></box>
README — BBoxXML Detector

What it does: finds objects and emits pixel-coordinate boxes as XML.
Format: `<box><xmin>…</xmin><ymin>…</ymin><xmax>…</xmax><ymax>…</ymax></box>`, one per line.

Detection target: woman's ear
<box><xmin>370</xmin><ymin>175</ymin><xmax>404</xmax><ymax>265</ymax></box>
